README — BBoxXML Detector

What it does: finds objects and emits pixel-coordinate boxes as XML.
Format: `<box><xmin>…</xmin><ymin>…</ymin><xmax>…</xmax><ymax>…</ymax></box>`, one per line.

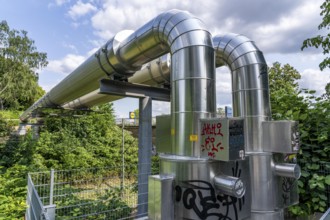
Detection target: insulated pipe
<box><xmin>213</xmin><ymin>34</ymin><xmax>279</xmax><ymax>218</ymax></box>
<box><xmin>213</xmin><ymin>33</ymin><xmax>271</xmax><ymax>152</ymax></box>
<box><xmin>20</xmin><ymin>30</ymin><xmax>135</xmax><ymax>121</ymax></box>
<box><xmin>22</xmin><ymin>10</ymin><xmax>215</xmax><ymax>158</ymax></box>
<box><xmin>21</xmin><ymin>9</ymin><xmax>215</xmax><ymax>138</ymax></box>
<box><xmin>61</xmin><ymin>54</ymin><xmax>171</xmax><ymax>109</ymax></box>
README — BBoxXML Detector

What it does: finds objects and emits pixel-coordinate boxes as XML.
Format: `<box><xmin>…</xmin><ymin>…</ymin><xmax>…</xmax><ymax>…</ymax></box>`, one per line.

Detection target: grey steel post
<box><xmin>137</xmin><ymin>97</ymin><xmax>152</xmax><ymax>217</ymax></box>
<box><xmin>50</xmin><ymin>169</ymin><xmax>54</xmax><ymax>205</ymax></box>
<box><xmin>121</xmin><ymin>118</ymin><xmax>125</xmax><ymax>196</ymax></box>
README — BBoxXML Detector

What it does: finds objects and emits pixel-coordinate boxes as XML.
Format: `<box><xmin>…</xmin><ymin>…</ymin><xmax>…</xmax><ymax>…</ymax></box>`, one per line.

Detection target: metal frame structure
<box><xmin>22</xmin><ymin>9</ymin><xmax>301</xmax><ymax>220</ymax></box>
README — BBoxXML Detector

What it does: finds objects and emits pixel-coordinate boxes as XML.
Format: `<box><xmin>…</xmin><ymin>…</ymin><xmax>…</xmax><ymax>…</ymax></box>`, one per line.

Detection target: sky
<box><xmin>0</xmin><ymin>0</ymin><xmax>329</xmax><ymax>118</ymax></box>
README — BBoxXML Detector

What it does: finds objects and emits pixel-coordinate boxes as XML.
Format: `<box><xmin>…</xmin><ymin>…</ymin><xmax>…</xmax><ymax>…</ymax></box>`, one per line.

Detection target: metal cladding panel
<box><xmin>159</xmin><ymin>155</ymin><xmax>251</xmax><ymax>220</ymax></box>
<box><xmin>262</xmin><ymin>121</ymin><xmax>300</xmax><ymax>153</ymax></box>
<box><xmin>148</xmin><ymin>175</ymin><xmax>174</xmax><ymax>220</ymax></box>
<box><xmin>156</xmin><ymin>115</ymin><xmax>172</xmax><ymax>154</ymax></box>
<box><xmin>200</xmin><ymin>118</ymin><xmax>245</xmax><ymax>161</ymax></box>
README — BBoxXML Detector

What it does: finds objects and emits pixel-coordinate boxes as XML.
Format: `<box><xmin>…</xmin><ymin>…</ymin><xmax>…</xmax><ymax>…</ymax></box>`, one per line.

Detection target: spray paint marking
<box><xmin>201</xmin><ymin>122</ymin><xmax>224</xmax><ymax>158</ymax></box>
<box><xmin>282</xmin><ymin>177</ymin><xmax>296</xmax><ymax>205</ymax></box>
<box><xmin>175</xmin><ymin>162</ymin><xmax>245</xmax><ymax>220</ymax></box>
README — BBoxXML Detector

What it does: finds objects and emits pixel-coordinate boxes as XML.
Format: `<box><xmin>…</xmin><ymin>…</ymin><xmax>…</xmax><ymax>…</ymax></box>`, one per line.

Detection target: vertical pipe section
<box><xmin>214</xmin><ymin>34</ymin><xmax>281</xmax><ymax>218</ymax></box>
<box><xmin>214</xmin><ymin>34</ymin><xmax>271</xmax><ymax>152</ymax></box>
<box><xmin>171</xmin><ymin>46</ymin><xmax>215</xmax><ymax>156</ymax></box>
<box><xmin>137</xmin><ymin>97</ymin><xmax>152</xmax><ymax>216</ymax></box>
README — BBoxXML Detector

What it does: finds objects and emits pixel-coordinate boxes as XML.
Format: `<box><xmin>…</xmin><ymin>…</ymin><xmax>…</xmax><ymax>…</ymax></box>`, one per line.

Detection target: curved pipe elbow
<box><xmin>213</xmin><ymin>34</ymin><xmax>266</xmax><ymax>70</ymax></box>
<box><xmin>117</xmin><ymin>9</ymin><xmax>213</xmax><ymax>70</ymax></box>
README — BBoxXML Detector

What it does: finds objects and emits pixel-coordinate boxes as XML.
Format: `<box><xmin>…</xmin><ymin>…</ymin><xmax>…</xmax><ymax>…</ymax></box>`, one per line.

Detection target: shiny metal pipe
<box><xmin>213</xmin><ymin>34</ymin><xmax>271</xmax><ymax>152</ymax></box>
<box><xmin>274</xmin><ymin>163</ymin><xmax>301</xmax><ymax>179</ymax></box>
<box><xmin>21</xmin><ymin>10</ymin><xmax>215</xmax><ymax>129</ymax></box>
<box><xmin>62</xmin><ymin>11</ymin><xmax>215</xmax><ymax>157</ymax></box>
<box><xmin>20</xmin><ymin>30</ymin><xmax>134</xmax><ymax>121</ymax></box>
<box><xmin>214</xmin><ymin>34</ymin><xmax>278</xmax><ymax>219</ymax></box>
<box><xmin>61</xmin><ymin>54</ymin><xmax>171</xmax><ymax>109</ymax></box>
<box><xmin>171</xmin><ymin>46</ymin><xmax>215</xmax><ymax>156</ymax></box>
<box><xmin>213</xmin><ymin>175</ymin><xmax>245</xmax><ymax>198</ymax></box>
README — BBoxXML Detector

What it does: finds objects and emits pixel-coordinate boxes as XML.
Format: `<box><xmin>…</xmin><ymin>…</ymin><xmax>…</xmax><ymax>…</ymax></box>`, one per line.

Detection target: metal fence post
<box><xmin>50</xmin><ymin>169</ymin><xmax>54</xmax><ymax>205</ymax></box>
<box><xmin>44</xmin><ymin>169</ymin><xmax>56</xmax><ymax>220</ymax></box>
<box><xmin>121</xmin><ymin>118</ymin><xmax>125</xmax><ymax>196</ymax></box>
<box><xmin>137</xmin><ymin>97</ymin><xmax>152</xmax><ymax>217</ymax></box>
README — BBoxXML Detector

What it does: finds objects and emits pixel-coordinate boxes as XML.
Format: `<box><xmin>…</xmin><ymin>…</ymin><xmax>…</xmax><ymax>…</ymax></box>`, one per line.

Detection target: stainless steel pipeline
<box><xmin>61</xmin><ymin>54</ymin><xmax>171</xmax><ymax>109</ymax></box>
<box><xmin>213</xmin><ymin>33</ymin><xmax>271</xmax><ymax>152</ymax></box>
<box><xmin>214</xmin><ymin>34</ymin><xmax>283</xmax><ymax>219</ymax></box>
<box><xmin>20</xmin><ymin>30</ymin><xmax>135</xmax><ymax>121</ymax></box>
<box><xmin>22</xmin><ymin>10</ymin><xmax>215</xmax><ymax>158</ymax></box>
<box><xmin>21</xmin><ymin>8</ymin><xmax>216</xmax><ymax>139</ymax></box>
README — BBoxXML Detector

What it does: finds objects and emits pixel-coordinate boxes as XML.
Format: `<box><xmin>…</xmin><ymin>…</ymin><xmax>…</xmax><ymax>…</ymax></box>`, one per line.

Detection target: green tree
<box><xmin>0</xmin><ymin>21</ymin><xmax>47</xmax><ymax>110</ymax></box>
<box><xmin>302</xmin><ymin>0</ymin><xmax>330</xmax><ymax>70</ymax></box>
<box><xmin>268</xmin><ymin>62</ymin><xmax>307</xmax><ymax>120</ymax></box>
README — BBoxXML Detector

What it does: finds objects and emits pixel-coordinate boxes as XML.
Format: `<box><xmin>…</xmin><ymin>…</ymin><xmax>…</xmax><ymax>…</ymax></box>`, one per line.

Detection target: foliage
<box><xmin>0</xmin><ymin>165</ymin><xmax>29</xmax><ymax>219</ymax></box>
<box><xmin>0</xmin><ymin>104</ymin><xmax>140</xmax><ymax>219</ymax></box>
<box><xmin>0</xmin><ymin>110</ymin><xmax>21</xmax><ymax>119</ymax></box>
<box><xmin>56</xmin><ymin>188</ymin><xmax>132</xmax><ymax>219</ymax></box>
<box><xmin>0</xmin><ymin>21</ymin><xmax>47</xmax><ymax>110</ymax></box>
<box><xmin>268</xmin><ymin>62</ymin><xmax>330</xmax><ymax>216</ymax></box>
<box><xmin>268</xmin><ymin>62</ymin><xmax>307</xmax><ymax>121</ymax></box>
<box><xmin>30</xmin><ymin>104</ymin><xmax>138</xmax><ymax>170</ymax></box>
<box><xmin>290</xmin><ymin>92</ymin><xmax>330</xmax><ymax>215</ymax></box>
<box><xmin>0</xmin><ymin>116</ymin><xmax>12</xmax><ymax>137</ymax></box>
<box><xmin>301</xmin><ymin>0</ymin><xmax>330</xmax><ymax>70</ymax></box>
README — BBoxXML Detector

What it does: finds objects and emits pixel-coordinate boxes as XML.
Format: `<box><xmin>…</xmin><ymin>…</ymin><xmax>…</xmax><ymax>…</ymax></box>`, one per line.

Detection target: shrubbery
<box><xmin>0</xmin><ymin>104</ymin><xmax>140</xmax><ymax>219</ymax></box>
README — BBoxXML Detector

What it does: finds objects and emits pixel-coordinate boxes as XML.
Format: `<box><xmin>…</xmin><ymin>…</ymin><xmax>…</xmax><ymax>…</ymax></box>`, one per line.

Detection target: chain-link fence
<box><xmin>26</xmin><ymin>163</ymin><xmax>159</xmax><ymax>220</ymax></box>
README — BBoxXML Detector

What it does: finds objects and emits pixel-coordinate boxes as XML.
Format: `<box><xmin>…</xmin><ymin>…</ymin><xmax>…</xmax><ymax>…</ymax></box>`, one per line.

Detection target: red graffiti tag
<box><xmin>201</xmin><ymin>122</ymin><xmax>224</xmax><ymax>158</ymax></box>
<box><xmin>201</xmin><ymin>123</ymin><xmax>223</xmax><ymax>136</ymax></box>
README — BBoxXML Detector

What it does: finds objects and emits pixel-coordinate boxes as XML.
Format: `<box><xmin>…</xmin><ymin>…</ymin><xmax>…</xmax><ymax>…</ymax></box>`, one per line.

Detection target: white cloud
<box><xmin>55</xmin><ymin>0</ymin><xmax>70</xmax><ymax>6</ymax></box>
<box><xmin>90</xmin><ymin>0</ymin><xmax>217</xmax><ymax>40</ymax></box>
<box><xmin>153</xmin><ymin>101</ymin><xmax>170</xmax><ymax>116</ymax></box>
<box><xmin>299</xmin><ymin>68</ymin><xmax>330</xmax><ymax>96</ymax></box>
<box><xmin>216</xmin><ymin>67</ymin><xmax>232</xmax><ymax>106</ymax></box>
<box><xmin>252</xmin><ymin>0</ymin><xmax>322</xmax><ymax>53</ymax></box>
<box><xmin>68</xmin><ymin>0</ymin><xmax>97</xmax><ymax>20</ymax></box>
<box><xmin>62</xmin><ymin>42</ymin><xmax>78</xmax><ymax>53</ymax></box>
<box><xmin>46</xmin><ymin>54</ymin><xmax>86</xmax><ymax>75</ymax></box>
<box><xmin>48</xmin><ymin>0</ymin><xmax>70</xmax><ymax>8</ymax></box>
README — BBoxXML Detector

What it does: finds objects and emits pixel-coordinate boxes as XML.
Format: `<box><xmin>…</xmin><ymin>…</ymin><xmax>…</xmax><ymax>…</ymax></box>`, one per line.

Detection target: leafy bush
<box><xmin>56</xmin><ymin>188</ymin><xmax>132</xmax><ymax>219</ymax></box>
<box><xmin>0</xmin><ymin>104</ymin><xmax>139</xmax><ymax>219</ymax></box>
<box><xmin>0</xmin><ymin>165</ymin><xmax>28</xmax><ymax>219</ymax></box>
<box><xmin>269</xmin><ymin>63</ymin><xmax>330</xmax><ymax>216</ymax></box>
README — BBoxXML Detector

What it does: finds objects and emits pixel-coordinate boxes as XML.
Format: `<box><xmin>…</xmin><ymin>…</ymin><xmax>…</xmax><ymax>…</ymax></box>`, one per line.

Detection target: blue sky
<box><xmin>1</xmin><ymin>0</ymin><xmax>329</xmax><ymax>118</ymax></box>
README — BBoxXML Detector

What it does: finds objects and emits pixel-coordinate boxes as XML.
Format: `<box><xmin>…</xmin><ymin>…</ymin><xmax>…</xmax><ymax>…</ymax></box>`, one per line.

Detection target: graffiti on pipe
<box><xmin>201</xmin><ymin>122</ymin><xmax>224</xmax><ymax>158</ymax></box>
<box><xmin>282</xmin><ymin>177</ymin><xmax>296</xmax><ymax>205</ymax></box>
<box><xmin>175</xmin><ymin>162</ymin><xmax>245</xmax><ymax>220</ymax></box>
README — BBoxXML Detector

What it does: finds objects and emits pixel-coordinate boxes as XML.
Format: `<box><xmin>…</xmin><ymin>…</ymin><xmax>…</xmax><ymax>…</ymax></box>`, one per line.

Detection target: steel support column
<box><xmin>137</xmin><ymin>96</ymin><xmax>152</xmax><ymax>217</ymax></box>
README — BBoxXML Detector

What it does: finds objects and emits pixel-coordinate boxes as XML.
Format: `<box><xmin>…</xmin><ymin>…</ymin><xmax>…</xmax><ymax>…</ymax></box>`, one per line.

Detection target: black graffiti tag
<box><xmin>282</xmin><ymin>177</ymin><xmax>296</xmax><ymax>205</ymax></box>
<box><xmin>175</xmin><ymin>180</ymin><xmax>231</xmax><ymax>220</ymax></box>
<box><xmin>175</xmin><ymin>162</ymin><xmax>245</xmax><ymax>220</ymax></box>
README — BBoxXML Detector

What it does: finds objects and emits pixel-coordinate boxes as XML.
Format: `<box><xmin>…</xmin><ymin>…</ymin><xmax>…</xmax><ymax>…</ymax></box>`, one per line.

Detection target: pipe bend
<box><xmin>214</xmin><ymin>34</ymin><xmax>265</xmax><ymax>70</ymax></box>
<box><xmin>116</xmin><ymin>9</ymin><xmax>213</xmax><ymax>72</ymax></box>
